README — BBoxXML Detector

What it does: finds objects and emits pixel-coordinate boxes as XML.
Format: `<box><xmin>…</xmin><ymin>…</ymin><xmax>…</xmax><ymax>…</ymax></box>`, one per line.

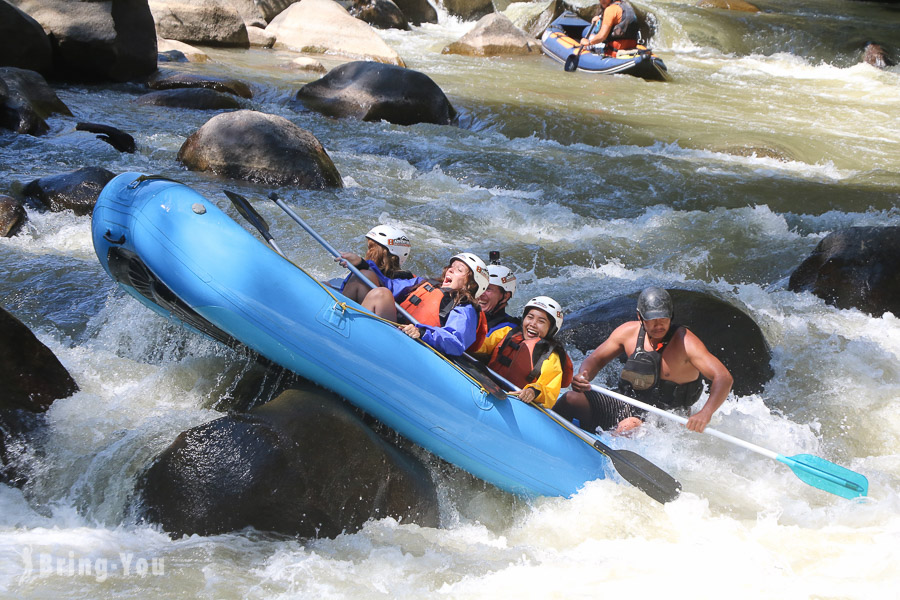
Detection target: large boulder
<box><xmin>134</xmin><ymin>88</ymin><xmax>244</xmax><ymax>109</ymax></box>
<box><xmin>265</xmin><ymin>0</ymin><xmax>405</xmax><ymax>67</ymax></box>
<box><xmin>559</xmin><ymin>289</ymin><xmax>773</xmax><ymax>397</ymax></box>
<box><xmin>0</xmin><ymin>0</ymin><xmax>53</xmax><ymax>74</ymax></box>
<box><xmin>0</xmin><ymin>305</ymin><xmax>78</xmax><ymax>413</ymax></box>
<box><xmin>296</xmin><ymin>61</ymin><xmax>457</xmax><ymax>126</ymax></box>
<box><xmin>136</xmin><ymin>389</ymin><xmax>440</xmax><ymax>537</ymax></box>
<box><xmin>502</xmin><ymin>0</ymin><xmax>558</xmax><ymax>39</ymax></box>
<box><xmin>442</xmin><ymin>0</ymin><xmax>493</xmax><ymax>20</ymax></box>
<box><xmin>177</xmin><ymin>109</ymin><xmax>343</xmax><ymax>189</ymax></box>
<box><xmin>157</xmin><ymin>38</ymin><xmax>210</xmax><ymax>63</ymax></box>
<box><xmin>0</xmin><ymin>195</ymin><xmax>26</xmax><ymax>237</ymax></box>
<box><xmin>788</xmin><ymin>227</ymin><xmax>900</xmax><ymax>317</ymax></box>
<box><xmin>9</xmin><ymin>0</ymin><xmax>157</xmax><ymax>83</ymax></box>
<box><xmin>393</xmin><ymin>0</ymin><xmax>438</xmax><ymax>24</ymax></box>
<box><xmin>148</xmin><ymin>71</ymin><xmax>253</xmax><ymax>98</ymax></box>
<box><xmin>23</xmin><ymin>167</ymin><xmax>115</xmax><ymax>216</ymax></box>
<box><xmin>0</xmin><ymin>67</ymin><xmax>71</xmax><ymax>136</ymax></box>
<box><xmin>351</xmin><ymin>0</ymin><xmax>411</xmax><ymax>30</ymax></box>
<box><xmin>442</xmin><ymin>13</ymin><xmax>539</xmax><ymax>56</ymax></box>
<box><xmin>149</xmin><ymin>1</ymin><xmax>250</xmax><ymax>48</ymax></box>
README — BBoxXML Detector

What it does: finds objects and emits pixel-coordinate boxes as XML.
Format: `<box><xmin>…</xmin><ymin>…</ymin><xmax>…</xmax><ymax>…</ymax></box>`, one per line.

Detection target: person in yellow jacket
<box><xmin>476</xmin><ymin>296</ymin><xmax>573</xmax><ymax>408</ymax></box>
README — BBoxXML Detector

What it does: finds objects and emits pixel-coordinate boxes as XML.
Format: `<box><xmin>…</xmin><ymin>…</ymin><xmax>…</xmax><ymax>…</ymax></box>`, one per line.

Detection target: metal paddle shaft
<box><xmin>589</xmin><ymin>384</ymin><xmax>869</xmax><ymax>500</ymax></box>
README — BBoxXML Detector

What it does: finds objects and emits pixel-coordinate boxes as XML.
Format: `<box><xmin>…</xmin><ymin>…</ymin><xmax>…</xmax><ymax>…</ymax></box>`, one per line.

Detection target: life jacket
<box><xmin>485</xmin><ymin>309</ymin><xmax>520</xmax><ymax>336</ymax></box>
<box><xmin>488</xmin><ymin>329</ymin><xmax>574</xmax><ymax>390</ymax></box>
<box><xmin>608</xmin><ymin>0</ymin><xmax>640</xmax><ymax>42</ymax></box>
<box><xmin>617</xmin><ymin>323</ymin><xmax>702</xmax><ymax>409</ymax></box>
<box><xmin>399</xmin><ymin>281</ymin><xmax>487</xmax><ymax>352</ymax></box>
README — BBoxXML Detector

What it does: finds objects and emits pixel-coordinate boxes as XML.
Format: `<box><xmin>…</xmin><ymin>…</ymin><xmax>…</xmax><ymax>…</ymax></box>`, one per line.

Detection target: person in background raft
<box><xmin>480</xmin><ymin>253</ymin><xmax>520</xmax><ymax>335</ymax></box>
<box><xmin>361</xmin><ymin>252</ymin><xmax>489</xmax><ymax>357</ymax></box>
<box><xmin>581</xmin><ymin>0</ymin><xmax>640</xmax><ymax>54</ymax></box>
<box><xmin>476</xmin><ymin>296</ymin><xmax>573</xmax><ymax>408</ymax></box>
<box><xmin>554</xmin><ymin>286</ymin><xmax>733</xmax><ymax>434</ymax></box>
<box><xmin>337</xmin><ymin>225</ymin><xmax>412</xmax><ymax>303</ymax></box>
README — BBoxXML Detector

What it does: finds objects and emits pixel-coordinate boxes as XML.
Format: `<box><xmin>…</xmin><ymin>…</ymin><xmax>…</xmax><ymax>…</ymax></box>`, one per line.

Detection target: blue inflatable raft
<box><xmin>541</xmin><ymin>13</ymin><xmax>669</xmax><ymax>81</ymax></box>
<box><xmin>91</xmin><ymin>172</ymin><xmax>624</xmax><ymax>498</ymax></box>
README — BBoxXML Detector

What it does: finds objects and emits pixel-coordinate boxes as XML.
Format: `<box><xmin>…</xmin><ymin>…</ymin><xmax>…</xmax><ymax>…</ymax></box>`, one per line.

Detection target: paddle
<box><xmin>232</xmin><ymin>190</ymin><xmax>681</xmax><ymax>503</ymax></box>
<box><xmin>589</xmin><ymin>384</ymin><xmax>869</xmax><ymax>500</ymax></box>
<box><xmin>223</xmin><ymin>190</ymin><xmax>287</xmax><ymax>259</ymax></box>
<box><xmin>565</xmin><ymin>21</ymin><xmax>602</xmax><ymax>72</ymax></box>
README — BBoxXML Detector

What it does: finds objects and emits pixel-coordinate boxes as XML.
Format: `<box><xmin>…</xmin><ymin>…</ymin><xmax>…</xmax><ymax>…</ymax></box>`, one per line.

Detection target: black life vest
<box><xmin>488</xmin><ymin>329</ymin><xmax>573</xmax><ymax>390</ymax></box>
<box><xmin>608</xmin><ymin>0</ymin><xmax>640</xmax><ymax>41</ymax></box>
<box><xmin>618</xmin><ymin>323</ymin><xmax>702</xmax><ymax>409</ymax></box>
<box><xmin>399</xmin><ymin>281</ymin><xmax>487</xmax><ymax>352</ymax></box>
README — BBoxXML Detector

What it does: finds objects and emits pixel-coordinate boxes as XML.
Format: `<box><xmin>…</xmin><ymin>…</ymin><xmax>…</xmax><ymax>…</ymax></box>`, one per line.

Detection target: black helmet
<box><xmin>636</xmin><ymin>286</ymin><xmax>673</xmax><ymax>321</ymax></box>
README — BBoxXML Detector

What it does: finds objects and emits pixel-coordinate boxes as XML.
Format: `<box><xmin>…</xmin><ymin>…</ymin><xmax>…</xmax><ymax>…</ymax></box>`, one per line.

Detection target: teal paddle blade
<box><xmin>778</xmin><ymin>453</ymin><xmax>868</xmax><ymax>500</ymax></box>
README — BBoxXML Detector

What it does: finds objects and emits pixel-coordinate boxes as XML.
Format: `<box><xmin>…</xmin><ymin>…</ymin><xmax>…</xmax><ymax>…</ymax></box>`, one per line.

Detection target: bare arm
<box><xmin>682</xmin><ymin>331</ymin><xmax>733</xmax><ymax>432</ymax></box>
<box><xmin>570</xmin><ymin>322</ymin><xmax>633</xmax><ymax>392</ymax></box>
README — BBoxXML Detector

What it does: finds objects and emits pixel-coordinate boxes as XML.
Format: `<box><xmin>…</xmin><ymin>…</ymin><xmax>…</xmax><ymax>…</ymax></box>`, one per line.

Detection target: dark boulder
<box><xmin>296</xmin><ymin>61</ymin><xmax>457</xmax><ymax>126</ymax></box>
<box><xmin>788</xmin><ymin>226</ymin><xmax>900</xmax><ymax>317</ymax></box>
<box><xmin>351</xmin><ymin>0</ymin><xmax>411</xmax><ymax>30</ymax></box>
<box><xmin>0</xmin><ymin>195</ymin><xmax>26</xmax><ymax>237</ymax></box>
<box><xmin>149</xmin><ymin>0</ymin><xmax>250</xmax><ymax>48</ymax></box>
<box><xmin>23</xmin><ymin>167</ymin><xmax>115</xmax><ymax>216</ymax></box>
<box><xmin>559</xmin><ymin>289</ymin><xmax>773</xmax><ymax>397</ymax></box>
<box><xmin>391</xmin><ymin>0</ymin><xmax>438</xmax><ymax>25</ymax></box>
<box><xmin>9</xmin><ymin>0</ymin><xmax>157</xmax><ymax>83</ymax></box>
<box><xmin>147</xmin><ymin>72</ymin><xmax>253</xmax><ymax>99</ymax></box>
<box><xmin>441</xmin><ymin>0</ymin><xmax>493</xmax><ymax>20</ymax></box>
<box><xmin>134</xmin><ymin>88</ymin><xmax>244</xmax><ymax>110</ymax></box>
<box><xmin>0</xmin><ymin>0</ymin><xmax>53</xmax><ymax>74</ymax></box>
<box><xmin>177</xmin><ymin>109</ymin><xmax>343</xmax><ymax>189</ymax></box>
<box><xmin>0</xmin><ymin>305</ymin><xmax>78</xmax><ymax>413</ymax></box>
<box><xmin>0</xmin><ymin>67</ymin><xmax>71</xmax><ymax>136</ymax></box>
<box><xmin>136</xmin><ymin>388</ymin><xmax>440</xmax><ymax>538</ymax></box>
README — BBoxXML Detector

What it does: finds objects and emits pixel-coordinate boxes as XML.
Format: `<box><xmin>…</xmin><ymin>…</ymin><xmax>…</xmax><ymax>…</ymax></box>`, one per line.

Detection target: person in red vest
<box><xmin>581</xmin><ymin>0</ymin><xmax>640</xmax><ymax>54</ymax></box>
<box><xmin>360</xmin><ymin>252</ymin><xmax>489</xmax><ymax>357</ymax></box>
<box><xmin>475</xmin><ymin>296</ymin><xmax>573</xmax><ymax>408</ymax></box>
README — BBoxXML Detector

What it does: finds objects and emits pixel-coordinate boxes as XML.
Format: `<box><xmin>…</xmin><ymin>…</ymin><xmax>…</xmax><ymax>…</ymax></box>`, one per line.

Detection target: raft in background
<box><xmin>541</xmin><ymin>13</ymin><xmax>669</xmax><ymax>81</ymax></box>
<box><xmin>91</xmin><ymin>172</ymin><xmax>623</xmax><ymax>499</ymax></box>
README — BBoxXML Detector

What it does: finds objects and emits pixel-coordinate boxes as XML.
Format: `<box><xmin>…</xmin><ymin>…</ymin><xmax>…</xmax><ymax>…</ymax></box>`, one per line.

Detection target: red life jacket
<box><xmin>399</xmin><ymin>281</ymin><xmax>487</xmax><ymax>352</ymax></box>
<box><xmin>488</xmin><ymin>329</ymin><xmax>574</xmax><ymax>389</ymax></box>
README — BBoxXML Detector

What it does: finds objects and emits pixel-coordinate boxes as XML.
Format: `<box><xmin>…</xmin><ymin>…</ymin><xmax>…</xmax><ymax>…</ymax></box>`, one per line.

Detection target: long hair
<box><xmin>439</xmin><ymin>263</ymin><xmax>481</xmax><ymax>313</ymax></box>
<box><xmin>365</xmin><ymin>240</ymin><xmax>402</xmax><ymax>278</ymax></box>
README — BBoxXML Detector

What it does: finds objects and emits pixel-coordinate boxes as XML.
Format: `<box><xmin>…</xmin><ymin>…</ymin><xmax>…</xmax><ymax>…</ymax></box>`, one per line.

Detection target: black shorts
<box><xmin>584</xmin><ymin>389</ymin><xmax>640</xmax><ymax>431</ymax></box>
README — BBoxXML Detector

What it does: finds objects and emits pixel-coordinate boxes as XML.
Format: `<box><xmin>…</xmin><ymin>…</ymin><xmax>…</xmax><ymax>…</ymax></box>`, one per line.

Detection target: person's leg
<box><xmin>342</xmin><ymin>270</ymin><xmax>381</xmax><ymax>303</ymax></box>
<box><xmin>361</xmin><ymin>287</ymin><xmax>398</xmax><ymax>321</ymax></box>
<box><xmin>553</xmin><ymin>391</ymin><xmax>597</xmax><ymax>430</ymax></box>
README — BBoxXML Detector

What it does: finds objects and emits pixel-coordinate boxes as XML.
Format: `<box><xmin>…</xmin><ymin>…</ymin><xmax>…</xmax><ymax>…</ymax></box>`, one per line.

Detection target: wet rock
<box><xmin>75</xmin><ymin>122</ymin><xmax>136</xmax><ymax>153</ymax></box>
<box><xmin>0</xmin><ymin>67</ymin><xmax>71</xmax><ymax>136</ymax></box>
<box><xmin>23</xmin><ymin>167</ymin><xmax>115</xmax><ymax>216</ymax></box>
<box><xmin>863</xmin><ymin>42</ymin><xmax>895</xmax><ymax>69</ymax></box>
<box><xmin>148</xmin><ymin>71</ymin><xmax>253</xmax><ymax>98</ymax></box>
<box><xmin>560</xmin><ymin>0</ymin><xmax>602</xmax><ymax>22</ymax></box>
<box><xmin>559</xmin><ymin>289</ymin><xmax>773</xmax><ymax>397</ymax></box>
<box><xmin>177</xmin><ymin>109</ymin><xmax>343</xmax><ymax>188</ymax></box>
<box><xmin>134</xmin><ymin>88</ymin><xmax>244</xmax><ymax>109</ymax></box>
<box><xmin>266</xmin><ymin>0</ymin><xmax>405</xmax><ymax>67</ymax></box>
<box><xmin>443</xmin><ymin>13</ymin><xmax>539</xmax><ymax>56</ymax></box>
<box><xmin>351</xmin><ymin>0</ymin><xmax>411</xmax><ymax>30</ymax></box>
<box><xmin>290</xmin><ymin>57</ymin><xmax>327</xmax><ymax>73</ymax></box>
<box><xmin>247</xmin><ymin>25</ymin><xmax>276</xmax><ymax>48</ymax></box>
<box><xmin>442</xmin><ymin>0</ymin><xmax>494</xmax><ymax>20</ymax></box>
<box><xmin>391</xmin><ymin>0</ymin><xmax>438</xmax><ymax>25</ymax></box>
<box><xmin>0</xmin><ymin>305</ymin><xmax>79</xmax><ymax>413</ymax></box>
<box><xmin>296</xmin><ymin>61</ymin><xmax>457</xmax><ymax>126</ymax></box>
<box><xmin>156</xmin><ymin>38</ymin><xmax>210</xmax><ymax>63</ymax></box>
<box><xmin>149</xmin><ymin>0</ymin><xmax>250</xmax><ymax>48</ymax></box>
<box><xmin>221</xmin><ymin>0</ymin><xmax>293</xmax><ymax>22</ymax></box>
<box><xmin>136</xmin><ymin>388</ymin><xmax>440</xmax><ymax>538</ymax></box>
<box><xmin>788</xmin><ymin>226</ymin><xmax>900</xmax><ymax>318</ymax></box>
<box><xmin>0</xmin><ymin>195</ymin><xmax>26</xmax><ymax>237</ymax></box>
<box><xmin>0</xmin><ymin>1</ymin><xmax>53</xmax><ymax>74</ymax></box>
<box><xmin>502</xmin><ymin>0</ymin><xmax>557</xmax><ymax>39</ymax></box>
<box><xmin>9</xmin><ymin>0</ymin><xmax>157</xmax><ymax>82</ymax></box>
<box><xmin>696</xmin><ymin>0</ymin><xmax>759</xmax><ymax>12</ymax></box>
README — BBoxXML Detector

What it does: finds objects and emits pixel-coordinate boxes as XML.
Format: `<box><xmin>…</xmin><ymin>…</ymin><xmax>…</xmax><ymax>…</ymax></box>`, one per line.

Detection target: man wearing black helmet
<box><xmin>554</xmin><ymin>286</ymin><xmax>733</xmax><ymax>434</ymax></box>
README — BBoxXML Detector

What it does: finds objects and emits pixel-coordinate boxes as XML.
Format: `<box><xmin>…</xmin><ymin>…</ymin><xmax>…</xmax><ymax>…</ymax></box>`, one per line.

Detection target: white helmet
<box><xmin>450</xmin><ymin>252</ymin><xmax>489</xmax><ymax>298</ymax></box>
<box><xmin>366</xmin><ymin>224</ymin><xmax>411</xmax><ymax>266</ymax></box>
<box><xmin>523</xmin><ymin>296</ymin><xmax>564</xmax><ymax>334</ymax></box>
<box><xmin>487</xmin><ymin>264</ymin><xmax>517</xmax><ymax>296</ymax></box>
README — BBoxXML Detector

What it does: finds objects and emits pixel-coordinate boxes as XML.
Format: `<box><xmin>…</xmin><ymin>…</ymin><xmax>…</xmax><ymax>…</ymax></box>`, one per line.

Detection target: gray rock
<box><xmin>136</xmin><ymin>388</ymin><xmax>440</xmax><ymax>537</ymax></box>
<box><xmin>443</xmin><ymin>13</ymin><xmax>539</xmax><ymax>56</ymax></box>
<box><xmin>23</xmin><ymin>167</ymin><xmax>115</xmax><ymax>216</ymax></box>
<box><xmin>149</xmin><ymin>0</ymin><xmax>250</xmax><ymax>48</ymax></box>
<box><xmin>148</xmin><ymin>71</ymin><xmax>253</xmax><ymax>98</ymax></box>
<box><xmin>559</xmin><ymin>289</ymin><xmax>773</xmax><ymax>397</ymax></box>
<box><xmin>0</xmin><ymin>67</ymin><xmax>71</xmax><ymax>136</ymax></box>
<box><xmin>351</xmin><ymin>0</ymin><xmax>411</xmax><ymax>30</ymax></box>
<box><xmin>0</xmin><ymin>0</ymin><xmax>53</xmax><ymax>74</ymax></box>
<box><xmin>135</xmin><ymin>88</ymin><xmax>244</xmax><ymax>109</ymax></box>
<box><xmin>788</xmin><ymin>226</ymin><xmax>900</xmax><ymax>317</ymax></box>
<box><xmin>0</xmin><ymin>195</ymin><xmax>26</xmax><ymax>237</ymax></box>
<box><xmin>177</xmin><ymin>109</ymin><xmax>343</xmax><ymax>189</ymax></box>
<box><xmin>296</xmin><ymin>61</ymin><xmax>457</xmax><ymax>126</ymax></box>
<box><xmin>391</xmin><ymin>0</ymin><xmax>438</xmax><ymax>25</ymax></box>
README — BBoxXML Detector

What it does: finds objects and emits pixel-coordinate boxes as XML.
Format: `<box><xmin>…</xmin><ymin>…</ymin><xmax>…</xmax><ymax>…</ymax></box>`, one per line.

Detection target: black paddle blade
<box><xmin>597</xmin><ymin>443</ymin><xmax>682</xmax><ymax>503</ymax></box>
<box><xmin>564</xmin><ymin>53</ymin><xmax>579</xmax><ymax>72</ymax></box>
<box><xmin>224</xmin><ymin>190</ymin><xmax>272</xmax><ymax>239</ymax></box>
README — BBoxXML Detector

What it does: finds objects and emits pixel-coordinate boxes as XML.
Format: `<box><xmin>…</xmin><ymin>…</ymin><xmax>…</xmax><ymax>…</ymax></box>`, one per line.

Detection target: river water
<box><xmin>1</xmin><ymin>0</ymin><xmax>899</xmax><ymax>597</ymax></box>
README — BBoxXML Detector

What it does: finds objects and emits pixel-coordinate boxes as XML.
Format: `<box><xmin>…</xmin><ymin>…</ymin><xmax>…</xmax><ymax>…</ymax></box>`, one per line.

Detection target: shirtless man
<box><xmin>554</xmin><ymin>287</ymin><xmax>733</xmax><ymax>434</ymax></box>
